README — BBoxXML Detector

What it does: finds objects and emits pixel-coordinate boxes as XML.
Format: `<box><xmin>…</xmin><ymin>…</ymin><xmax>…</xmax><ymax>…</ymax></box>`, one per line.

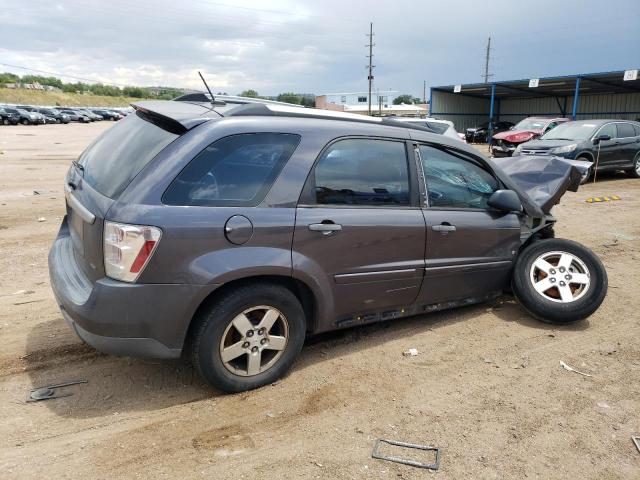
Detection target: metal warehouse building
<box><xmin>430</xmin><ymin>69</ymin><xmax>640</xmax><ymax>135</ymax></box>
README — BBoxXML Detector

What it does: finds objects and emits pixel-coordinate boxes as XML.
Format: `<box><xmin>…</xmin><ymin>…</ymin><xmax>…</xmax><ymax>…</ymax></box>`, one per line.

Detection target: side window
<box><xmin>596</xmin><ymin>123</ymin><xmax>617</xmax><ymax>139</ymax></box>
<box><xmin>616</xmin><ymin>122</ymin><xmax>635</xmax><ymax>138</ymax></box>
<box><xmin>163</xmin><ymin>133</ymin><xmax>300</xmax><ymax>206</ymax></box>
<box><xmin>634</xmin><ymin>124</ymin><xmax>640</xmax><ymax>137</ymax></box>
<box><xmin>545</xmin><ymin>122</ymin><xmax>558</xmax><ymax>132</ymax></box>
<box><xmin>314</xmin><ymin>139</ymin><xmax>410</xmax><ymax>206</ymax></box>
<box><xmin>418</xmin><ymin>145</ymin><xmax>499</xmax><ymax>209</ymax></box>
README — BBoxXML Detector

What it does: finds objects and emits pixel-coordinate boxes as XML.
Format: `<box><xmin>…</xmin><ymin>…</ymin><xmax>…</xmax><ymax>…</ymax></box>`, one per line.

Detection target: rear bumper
<box><xmin>48</xmin><ymin>218</ymin><xmax>212</xmax><ymax>359</ymax></box>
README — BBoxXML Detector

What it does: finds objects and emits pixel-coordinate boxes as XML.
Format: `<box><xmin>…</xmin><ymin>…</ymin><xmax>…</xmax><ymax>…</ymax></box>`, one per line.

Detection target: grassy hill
<box><xmin>0</xmin><ymin>88</ymin><xmax>140</xmax><ymax>107</ymax></box>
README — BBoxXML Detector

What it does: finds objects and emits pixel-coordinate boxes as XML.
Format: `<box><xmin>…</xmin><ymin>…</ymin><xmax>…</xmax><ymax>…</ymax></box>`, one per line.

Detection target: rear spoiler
<box><xmin>131</xmin><ymin>101</ymin><xmax>222</xmax><ymax>134</ymax></box>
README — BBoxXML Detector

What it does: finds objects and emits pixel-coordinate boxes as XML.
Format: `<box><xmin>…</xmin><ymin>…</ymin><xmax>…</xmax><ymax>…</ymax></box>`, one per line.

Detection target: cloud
<box><xmin>1</xmin><ymin>0</ymin><xmax>638</xmax><ymax>96</ymax></box>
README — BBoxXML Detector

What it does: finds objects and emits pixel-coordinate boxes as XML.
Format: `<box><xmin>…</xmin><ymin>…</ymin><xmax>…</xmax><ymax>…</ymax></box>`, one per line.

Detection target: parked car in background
<box><xmin>394</xmin><ymin>117</ymin><xmax>465</xmax><ymax>142</ymax></box>
<box><xmin>35</xmin><ymin>108</ymin><xmax>70</xmax><ymax>124</ymax></box>
<box><xmin>514</xmin><ymin>119</ymin><xmax>640</xmax><ymax>183</ymax></box>
<box><xmin>59</xmin><ymin>109</ymin><xmax>91</xmax><ymax>123</ymax></box>
<box><xmin>91</xmin><ymin>109</ymin><xmax>121</xmax><ymax>121</ymax></box>
<box><xmin>49</xmin><ymin>100</ymin><xmax>606</xmax><ymax>393</ymax></box>
<box><xmin>491</xmin><ymin>117</ymin><xmax>569</xmax><ymax>157</ymax></box>
<box><xmin>75</xmin><ymin>108</ymin><xmax>103</xmax><ymax>121</ymax></box>
<box><xmin>0</xmin><ymin>106</ymin><xmax>20</xmax><ymax>125</ymax></box>
<box><xmin>3</xmin><ymin>107</ymin><xmax>43</xmax><ymax>125</ymax></box>
<box><xmin>43</xmin><ymin>115</ymin><xmax>58</xmax><ymax>124</ymax></box>
<box><xmin>466</xmin><ymin>121</ymin><xmax>514</xmax><ymax>143</ymax></box>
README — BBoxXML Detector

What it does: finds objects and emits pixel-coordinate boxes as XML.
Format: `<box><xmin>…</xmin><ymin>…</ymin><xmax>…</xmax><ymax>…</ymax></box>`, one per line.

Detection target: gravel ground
<box><xmin>0</xmin><ymin>123</ymin><xmax>639</xmax><ymax>479</ymax></box>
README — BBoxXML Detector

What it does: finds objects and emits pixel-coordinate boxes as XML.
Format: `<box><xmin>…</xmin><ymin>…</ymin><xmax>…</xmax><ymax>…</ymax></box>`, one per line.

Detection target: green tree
<box><xmin>393</xmin><ymin>94</ymin><xmax>419</xmax><ymax>105</ymax></box>
<box><xmin>299</xmin><ymin>96</ymin><xmax>315</xmax><ymax>107</ymax></box>
<box><xmin>276</xmin><ymin>92</ymin><xmax>301</xmax><ymax>104</ymax></box>
<box><xmin>239</xmin><ymin>89</ymin><xmax>259</xmax><ymax>98</ymax></box>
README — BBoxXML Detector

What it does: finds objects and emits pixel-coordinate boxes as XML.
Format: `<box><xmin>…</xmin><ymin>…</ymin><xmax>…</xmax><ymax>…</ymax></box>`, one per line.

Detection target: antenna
<box><xmin>198</xmin><ymin>71</ymin><xmax>215</xmax><ymax>105</ymax></box>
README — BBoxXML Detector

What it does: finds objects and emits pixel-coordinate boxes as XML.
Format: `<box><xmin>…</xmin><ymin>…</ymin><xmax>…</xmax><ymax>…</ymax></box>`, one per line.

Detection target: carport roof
<box><xmin>432</xmin><ymin>69</ymin><xmax>640</xmax><ymax>99</ymax></box>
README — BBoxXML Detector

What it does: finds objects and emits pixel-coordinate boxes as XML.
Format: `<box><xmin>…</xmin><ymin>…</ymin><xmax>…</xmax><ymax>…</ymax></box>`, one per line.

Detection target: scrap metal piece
<box><xmin>372</xmin><ymin>438</ymin><xmax>440</xmax><ymax>470</ymax></box>
<box><xmin>26</xmin><ymin>379</ymin><xmax>87</xmax><ymax>403</ymax></box>
<box><xmin>632</xmin><ymin>436</ymin><xmax>640</xmax><ymax>454</ymax></box>
<box><xmin>560</xmin><ymin>360</ymin><xmax>593</xmax><ymax>377</ymax></box>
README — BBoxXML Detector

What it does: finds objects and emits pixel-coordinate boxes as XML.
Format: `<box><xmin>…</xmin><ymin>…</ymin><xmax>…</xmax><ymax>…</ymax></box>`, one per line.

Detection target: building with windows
<box><xmin>315</xmin><ymin>90</ymin><xmax>428</xmax><ymax>116</ymax></box>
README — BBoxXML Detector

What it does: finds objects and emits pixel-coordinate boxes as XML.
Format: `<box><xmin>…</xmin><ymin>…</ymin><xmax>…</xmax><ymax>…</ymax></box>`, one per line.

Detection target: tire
<box><xmin>21</xmin><ymin>119</ymin><xmax>29</xmax><ymax>125</ymax></box>
<box><xmin>191</xmin><ymin>283</ymin><xmax>306</xmax><ymax>393</ymax></box>
<box><xmin>576</xmin><ymin>155</ymin><xmax>593</xmax><ymax>185</ymax></box>
<box><xmin>512</xmin><ymin>238</ymin><xmax>607</xmax><ymax>324</ymax></box>
<box><xmin>2</xmin><ymin>118</ymin><xmax>8</xmax><ymax>126</ymax></box>
<box><xmin>627</xmin><ymin>153</ymin><xmax>640</xmax><ymax>178</ymax></box>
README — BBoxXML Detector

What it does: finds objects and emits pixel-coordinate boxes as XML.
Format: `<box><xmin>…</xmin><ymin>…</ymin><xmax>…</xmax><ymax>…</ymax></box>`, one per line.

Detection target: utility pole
<box><xmin>423</xmin><ymin>80</ymin><xmax>426</xmax><ymax>104</ymax></box>
<box><xmin>366</xmin><ymin>22</ymin><xmax>375</xmax><ymax>116</ymax></box>
<box><xmin>483</xmin><ymin>36</ymin><xmax>493</xmax><ymax>83</ymax></box>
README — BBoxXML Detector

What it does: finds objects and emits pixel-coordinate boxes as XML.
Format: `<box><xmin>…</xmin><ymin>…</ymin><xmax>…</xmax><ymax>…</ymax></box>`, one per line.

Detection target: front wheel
<box><xmin>576</xmin><ymin>156</ymin><xmax>593</xmax><ymax>185</ymax></box>
<box><xmin>191</xmin><ymin>283</ymin><xmax>306</xmax><ymax>393</ymax></box>
<box><xmin>512</xmin><ymin>238</ymin><xmax>607</xmax><ymax>324</ymax></box>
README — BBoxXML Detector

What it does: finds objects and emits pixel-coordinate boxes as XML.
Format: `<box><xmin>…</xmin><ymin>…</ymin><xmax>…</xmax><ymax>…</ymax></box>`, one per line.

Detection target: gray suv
<box><xmin>49</xmin><ymin>100</ymin><xmax>607</xmax><ymax>392</ymax></box>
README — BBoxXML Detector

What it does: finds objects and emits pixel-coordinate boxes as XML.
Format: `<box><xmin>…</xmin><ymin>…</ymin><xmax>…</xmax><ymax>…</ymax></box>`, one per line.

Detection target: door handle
<box><xmin>309</xmin><ymin>222</ymin><xmax>342</xmax><ymax>234</ymax></box>
<box><xmin>432</xmin><ymin>223</ymin><xmax>456</xmax><ymax>233</ymax></box>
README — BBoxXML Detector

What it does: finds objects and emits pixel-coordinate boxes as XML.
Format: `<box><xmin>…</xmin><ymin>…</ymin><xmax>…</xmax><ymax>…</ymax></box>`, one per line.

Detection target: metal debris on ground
<box><xmin>585</xmin><ymin>195</ymin><xmax>621</xmax><ymax>203</ymax></box>
<box><xmin>402</xmin><ymin>348</ymin><xmax>419</xmax><ymax>357</ymax></box>
<box><xmin>372</xmin><ymin>438</ymin><xmax>440</xmax><ymax>470</ymax></box>
<box><xmin>26</xmin><ymin>379</ymin><xmax>88</xmax><ymax>403</ymax></box>
<box><xmin>560</xmin><ymin>360</ymin><xmax>593</xmax><ymax>377</ymax></box>
<box><xmin>632</xmin><ymin>436</ymin><xmax>640</xmax><ymax>454</ymax></box>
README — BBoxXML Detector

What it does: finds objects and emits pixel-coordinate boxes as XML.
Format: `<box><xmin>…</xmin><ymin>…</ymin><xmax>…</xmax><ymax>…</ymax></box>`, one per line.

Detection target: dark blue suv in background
<box><xmin>514</xmin><ymin>119</ymin><xmax>640</xmax><ymax>183</ymax></box>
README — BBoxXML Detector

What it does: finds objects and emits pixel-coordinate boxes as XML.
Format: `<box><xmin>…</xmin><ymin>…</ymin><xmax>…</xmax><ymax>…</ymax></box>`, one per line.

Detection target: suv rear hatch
<box><xmin>64</xmin><ymin>102</ymin><xmax>219</xmax><ymax>283</ymax></box>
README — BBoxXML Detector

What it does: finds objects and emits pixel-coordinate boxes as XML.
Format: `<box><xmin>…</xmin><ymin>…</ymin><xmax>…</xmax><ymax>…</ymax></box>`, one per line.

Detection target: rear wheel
<box><xmin>2</xmin><ymin>118</ymin><xmax>8</xmax><ymax>125</ymax></box>
<box><xmin>21</xmin><ymin>119</ymin><xmax>29</xmax><ymax>125</ymax></box>
<box><xmin>627</xmin><ymin>153</ymin><xmax>640</xmax><ymax>178</ymax></box>
<box><xmin>512</xmin><ymin>238</ymin><xmax>607</xmax><ymax>324</ymax></box>
<box><xmin>191</xmin><ymin>283</ymin><xmax>306</xmax><ymax>393</ymax></box>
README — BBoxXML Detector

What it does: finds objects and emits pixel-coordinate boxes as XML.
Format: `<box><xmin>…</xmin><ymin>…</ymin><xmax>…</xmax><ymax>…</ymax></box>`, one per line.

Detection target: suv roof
<box><xmin>134</xmin><ymin>100</ymin><xmax>441</xmax><ymax>136</ymax></box>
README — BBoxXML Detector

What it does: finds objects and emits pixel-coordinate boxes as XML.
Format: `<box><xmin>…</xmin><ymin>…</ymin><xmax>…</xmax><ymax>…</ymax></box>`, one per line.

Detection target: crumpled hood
<box><xmin>491</xmin><ymin>155</ymin><xmax>590</xmax><ymax>214</ymax></box>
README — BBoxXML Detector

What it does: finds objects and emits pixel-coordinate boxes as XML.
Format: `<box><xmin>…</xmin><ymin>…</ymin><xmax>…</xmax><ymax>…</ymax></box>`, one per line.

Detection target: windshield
<box><xmin>514</xmin><ymin>119</ymin><xmax>547</xmax><ymax>130</ymax></box>
<box><xmin>541</xmin><ymin>122</ymin><xmax>598</xmax><ymax>140</ymax></box>
<box><xmin>16</xmin><ymin>109</ymin><xmax>30</xmax><ymax>115</ymax></box>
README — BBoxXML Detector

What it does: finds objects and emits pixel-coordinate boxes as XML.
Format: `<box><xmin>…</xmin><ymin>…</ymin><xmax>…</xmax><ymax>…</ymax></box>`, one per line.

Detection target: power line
<box><xmin>366</xmin><ymin>22</ymin><xmax>375</xmax><ymax>116</ymax></box>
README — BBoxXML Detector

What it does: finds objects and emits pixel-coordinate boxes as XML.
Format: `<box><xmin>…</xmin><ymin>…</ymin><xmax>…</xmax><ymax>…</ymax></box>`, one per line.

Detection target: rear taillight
<box><xmin>104</xmin><ymin>221</ymin><xmax>162</xmax><ymax>282</ymax></box>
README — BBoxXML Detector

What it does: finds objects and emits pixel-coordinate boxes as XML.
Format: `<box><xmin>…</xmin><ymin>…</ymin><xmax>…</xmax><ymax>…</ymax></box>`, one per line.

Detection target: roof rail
<box><xmin>223</xmin><ymin>103</ymin><xmax>437</xmax><ymax>134</ymax></box>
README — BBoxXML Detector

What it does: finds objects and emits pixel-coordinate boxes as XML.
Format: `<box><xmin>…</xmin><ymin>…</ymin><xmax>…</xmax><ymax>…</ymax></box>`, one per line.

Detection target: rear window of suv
<box><xmin>163</xmin><ymin>133</ymin><xmax>300</xmax><ymax>207</ymax></box>
<box><xmin>79</xmin><ymin>113</ymin><xmax>178</xmax><ymax>198</ymax></box>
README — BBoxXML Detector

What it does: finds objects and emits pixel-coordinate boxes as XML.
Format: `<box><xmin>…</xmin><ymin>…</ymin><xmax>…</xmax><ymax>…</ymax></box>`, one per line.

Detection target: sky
<box><xmin>1</xmin><ymin>0</ymin><xmax>639</xmax><ymax>98</ymax></box>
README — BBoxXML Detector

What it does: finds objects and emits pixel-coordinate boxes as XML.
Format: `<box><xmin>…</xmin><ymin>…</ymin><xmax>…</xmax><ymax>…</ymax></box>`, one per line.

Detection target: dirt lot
<box><xmin>0</xmin><ymin>123</ymin><xmax>639</xmax><ymax>479</ymax></box>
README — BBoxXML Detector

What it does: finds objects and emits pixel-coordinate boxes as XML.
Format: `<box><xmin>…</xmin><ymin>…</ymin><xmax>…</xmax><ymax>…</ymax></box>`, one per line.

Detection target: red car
<box><xmin>491</xmin><ymin>117</ymin><xmax>569</xmax><ymax>157</ymax></box>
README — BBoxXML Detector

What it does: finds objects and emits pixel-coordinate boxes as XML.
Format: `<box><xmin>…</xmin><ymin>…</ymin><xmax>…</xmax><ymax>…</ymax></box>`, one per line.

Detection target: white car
<box><xmin>392</xmin><ymin>117</ymin><xmax>466</xmax><ymax>143</ymax></box>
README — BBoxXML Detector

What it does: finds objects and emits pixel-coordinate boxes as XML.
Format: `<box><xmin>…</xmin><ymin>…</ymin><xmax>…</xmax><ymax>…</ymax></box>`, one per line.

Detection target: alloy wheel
<box><xmin>219</xmin><ymin>306</ymin><xmax>289</xmax><ymax>377</ymax></box>
<box><xmin>529</xmin><ymin>251</ymin><xmax>591</xmax><ymax>303</ymax></box>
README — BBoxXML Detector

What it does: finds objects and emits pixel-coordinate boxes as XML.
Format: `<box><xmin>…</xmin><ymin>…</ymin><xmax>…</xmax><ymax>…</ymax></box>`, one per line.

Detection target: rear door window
<box><xmin>313</xmin><ymin>139</ymin><xmax>410</xmax><ymax>206</ymax></box>
<box><xmin>163</xmin><ymin>133</ymin><xmax>300</xmax><ymax>206</ymax></box>
<box><xmin>418</xmin><ymin>145</ymin><xmax>499</xmax><ymax>209</ymax></box>
<box><xmin>80</xmin><ymin>112</ymin><xmax>178</xmax><ymax>198</ymax></box>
